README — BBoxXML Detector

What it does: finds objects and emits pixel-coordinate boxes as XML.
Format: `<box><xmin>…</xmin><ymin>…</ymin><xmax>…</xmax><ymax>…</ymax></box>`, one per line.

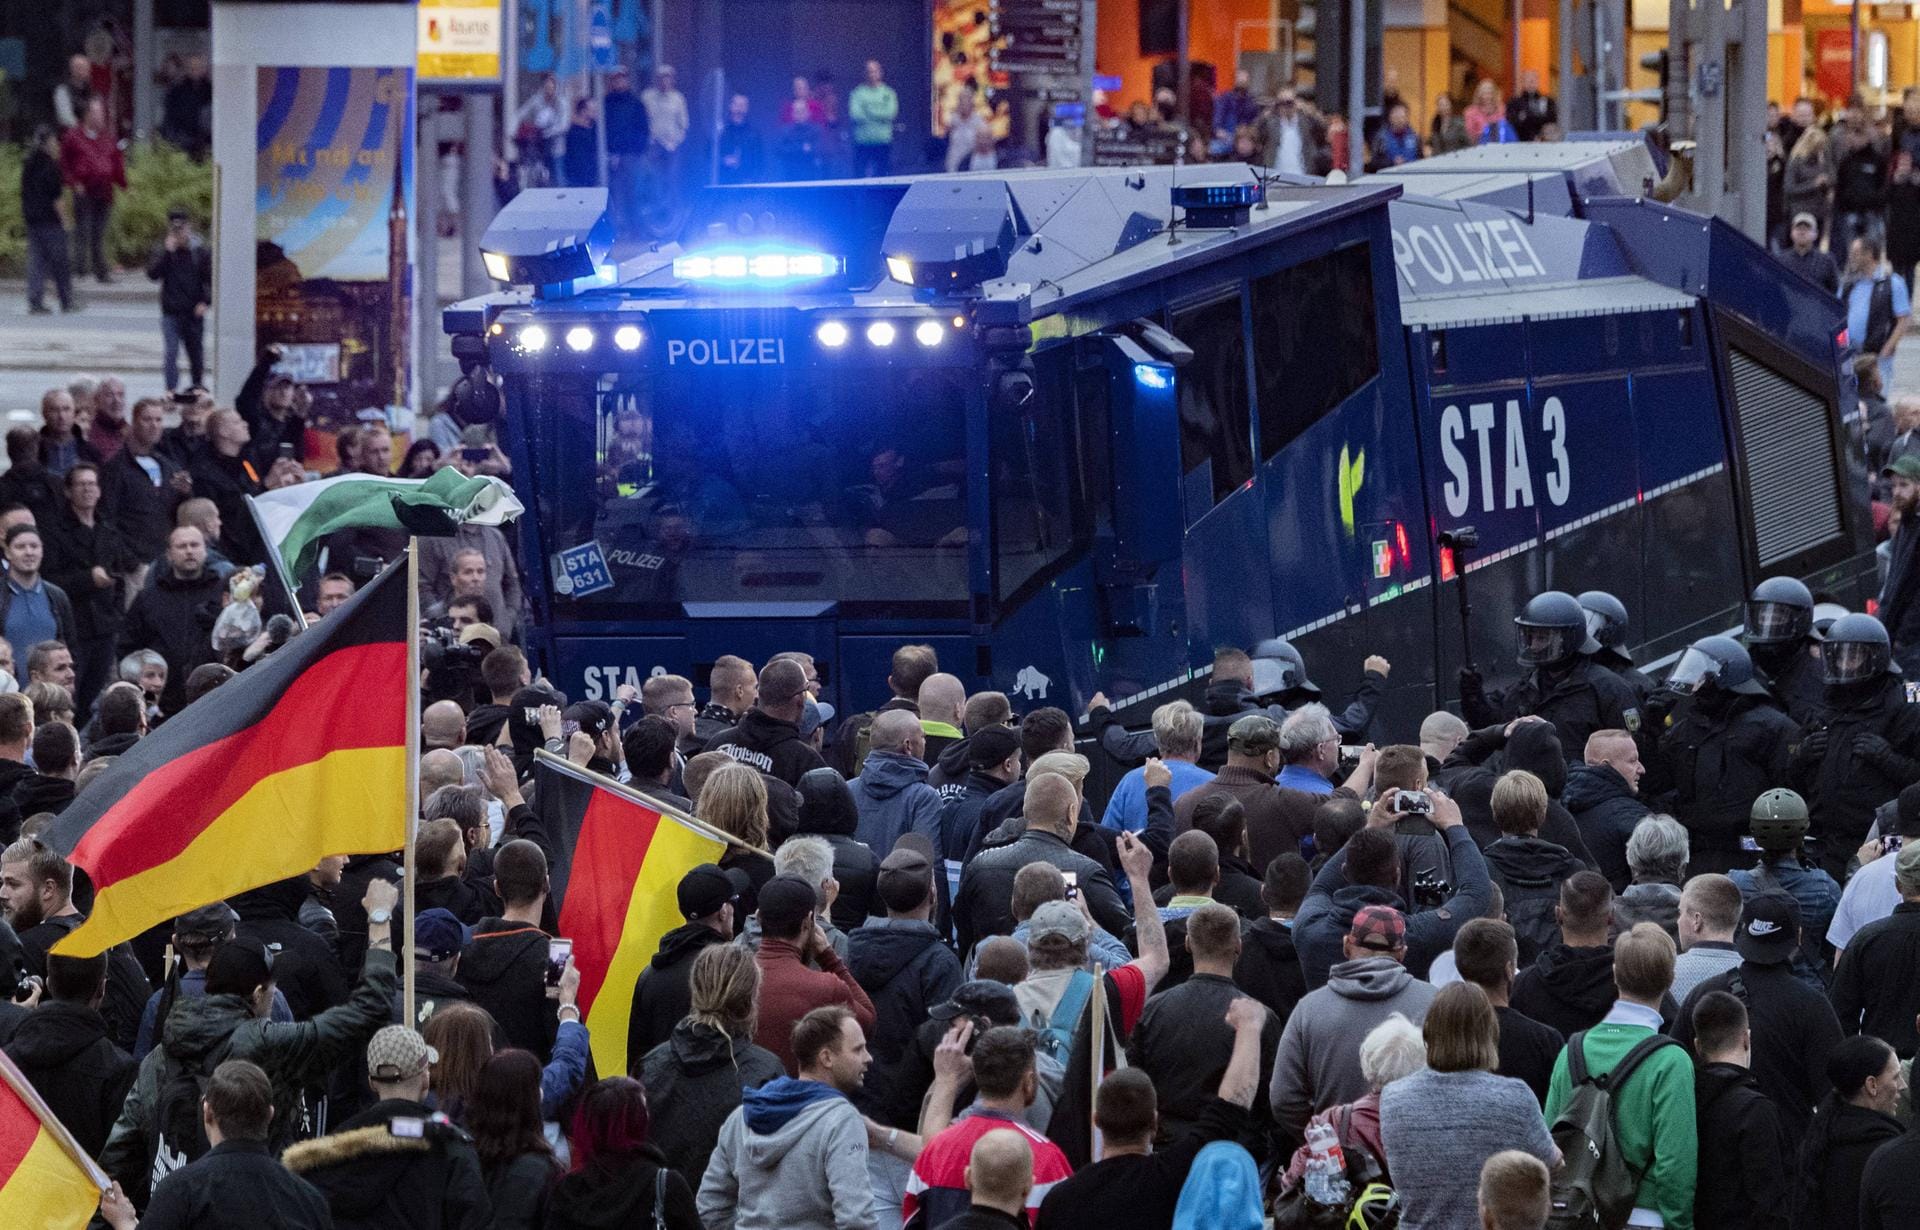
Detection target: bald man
<box><xmin>422</xmin><ymin>699</ymin><xmax>468</xmax><ymax>752</ymax></box>
<box><xmin>919</xmin><ymin>672</ymin><xmax>967</xmax><ymax>764</ymax></box>
<box><xmin>849</xmin><ymin>706</ymin><xmax>943</xmax><ymax>854</ymax></box>
<box><xmin>944</xmin><ymin>1128</ymin><xmax>1033</xmax><ymax>1230</ymax></box>
<box><xmin>419</xmin><ymin>748</ymin><xmax>465</xmax><ymax>803</ymax></box>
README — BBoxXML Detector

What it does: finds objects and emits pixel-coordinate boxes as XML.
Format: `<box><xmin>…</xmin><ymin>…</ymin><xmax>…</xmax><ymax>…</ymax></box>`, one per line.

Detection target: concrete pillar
<box><xmin>462</xmin><ymin>98</ymin><xmax>499</xmax><ymax>299</ymax></box>
<box><xmin>134</xmin><ymin>0</ymin><xmax>157</xmax><ymax>139</ymax></box>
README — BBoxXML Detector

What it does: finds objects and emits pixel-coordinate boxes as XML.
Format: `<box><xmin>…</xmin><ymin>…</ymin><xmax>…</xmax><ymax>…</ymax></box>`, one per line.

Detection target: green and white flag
<box><xmin>248</xmin><ymin>469</ymin><xmax>524</xmax><ymax>581</ymax></box>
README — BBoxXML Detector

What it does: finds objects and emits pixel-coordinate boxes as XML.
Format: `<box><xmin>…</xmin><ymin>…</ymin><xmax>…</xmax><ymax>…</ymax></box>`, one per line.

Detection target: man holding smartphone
<box><xmin>145</xmin><ymin>208</ymin><xmax>211</xmax><ymax>392</ymax></box>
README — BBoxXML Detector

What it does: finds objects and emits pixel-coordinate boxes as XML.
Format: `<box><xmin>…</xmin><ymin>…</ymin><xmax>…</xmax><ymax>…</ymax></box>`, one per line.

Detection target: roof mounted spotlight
<box><xmin>478</xmin><ymin>188</ymin><xmax>614</xmax><ymax>296</ymax></box>
<box><xmin>881</xmin><ymin>179</ymin><xmax>1018</xmax><ymax>292</ymax></box>
<box><xmin>1172</xmin><ymin>179</ymin><xmax>1260</xmax><ymax>228</ymax></box>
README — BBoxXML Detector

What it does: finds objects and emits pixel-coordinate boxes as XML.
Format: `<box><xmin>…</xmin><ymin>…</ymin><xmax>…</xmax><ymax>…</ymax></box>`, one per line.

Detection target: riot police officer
<box><xmin>1249</xmin><ymin>636</ymin><xmax>1388</xmax><ymax>740</ymax></box>
<box><xmin>1730</xmin><ymin>787</ymin><xmax>1840</xmax><ymax>987</ymax></box>
<box><xmin>1786</xmin><ymin>612</ymin><xmax>1920</xmax><ymax>879</ymax></box>
<box><xmin>1578</xmin><ymin>590</ymin><xmax>1655</xmax><ymax>704</ymax></box>
<box><xmin>1745</xmin><ymin>576</ymin><xmax>1825</xmax><ymax>725</ymax></box>
<box><xmin>1646</xmin><ymin>635</ymin><xmax>1798</xmax><ymax>875</ymax></box>
<box><xmin>1460</xmin><ymin>590</ymin><xmax>1643</xmax><ymax>760</ymax></box>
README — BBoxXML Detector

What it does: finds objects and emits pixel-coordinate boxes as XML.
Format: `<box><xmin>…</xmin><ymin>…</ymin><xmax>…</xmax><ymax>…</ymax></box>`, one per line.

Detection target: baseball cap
<box><xmin>1348</xmin><ymin>904</ymin><xmax>1407</xmax><ymax>952</ymax></box>
<box><xmin>367</xmin><ymin>1025</ymin><xmax>437</xmax><ymax>1082</ymax></box>
<box><xmin>565</xmin><ymin>700</ymin><xmax>615</xmax><ymax>741</ymax></box>
<box><xmin>1791</xmin><ymin>211</ymin><xmax>1818</xmax><ymax>230</ymax></box>
<box><xmin>798</xmin><ymin>696</ymin><xmax>836</xmax><ymax>738</ymax></box>
<box><xmin>1028</xmin><ymin>899</ymin><xmax>1091</xmax><ymax>944</ymax></box>
<box><xmin>967</xmin><ymin>726</ymin><xmax>1021</xmax><ymax>769</ymax></box>
<box><xmin>929</xmin><ymin>979</ymin><xmax>1022</xmax><ymax>1024</ymax></box>
<box><xmin>173</xmin><ymin>901</ymin><xmax>238</xmax><ymax>943</ymax></box>
<box><xmin>167</xmin><ymin>206</ymin><xmax>191</xmax><ymax>223</ymax></box>
<box><xmin>756</xmin><ymin>874</ymin><xmax>818</xmax><ymax>934</ymax></box>
<box><xmin>677</xmin><ymin>863</ymin><xmax>749</xmax><ymax>919</ymax></box>
<box><xmin>878</xmin><ymin>839</ymin><xmax>934</xmax><ymax>894</ymax></box>
<box><xmin>412</xmin><ymin>908</ymin><xmax>471</xmax><ymax>962</ymax></box>
<box><xmin>205</xmin><ymin>940</ymin><xmax>276</xmax><ymax>996</ymax></box>
<box><xmin>1886</xmin><ymin>455</ymin><xmax>1920</xmax><ymax>482</ymax></box>
<box><xmin>1897</xmin><ymin>842</ymin><xmax>1920</xmax><ymax>892</ymax></box>
<box><xmin>458</xmin><ymin>622</ymin><xmax>501</xmax><ymax>649</ymax></box>
<box><xmin>507</xmin><ymin>684</ymin><xmax>567</xmax><ymax>753</ymax></box>
<box><xmin>1734</xmin><ymin>892</ymin><xmax>1801</xmax><ymax>965</ymax></box>
<box><xmin>1229</xmin><ymin>714</ymin><xmax>1281</xmax><ymax>756</ymax></box>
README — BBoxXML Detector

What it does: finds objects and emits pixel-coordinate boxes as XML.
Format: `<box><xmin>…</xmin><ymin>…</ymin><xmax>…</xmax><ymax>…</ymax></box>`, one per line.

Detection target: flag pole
<box><xmin>402</xmin><ymin>541</ymin><xmax>421</xmax><ymax>1027</ymax></box>
<box><xmin>0</xmin><ymin>1049</ymin><xmax>109</xmax><ymax>1190</ymax></box>
<box><xmin>1088</xmin><ymin>959</ymin><xmax>1106</xmax><ymax>1163</ymax></box>
<box><xmin>533</xmin><ymin>747</ymin><xmax>772</xmax><ymax>856</ymax></box>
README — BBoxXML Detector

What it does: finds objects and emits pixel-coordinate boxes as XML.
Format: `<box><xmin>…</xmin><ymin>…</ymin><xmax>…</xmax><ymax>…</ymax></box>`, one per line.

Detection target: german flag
<box><xmin>45</xmin><ymin>557</ymin><xmax>412</xmax><ymax>958</ymax></box>
<box><xmin>0</xmin><ymin>1052</ymin><xmax>106</xmax><ymax>1229</ymax></box>
<box><xmin>536</xmin><ymin>753</ymin><xmax>727</xmax><ymax>1076</ymax></box>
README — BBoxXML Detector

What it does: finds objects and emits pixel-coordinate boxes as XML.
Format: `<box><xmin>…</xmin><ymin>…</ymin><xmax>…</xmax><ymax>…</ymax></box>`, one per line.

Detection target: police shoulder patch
<box><xmin>1622</xmin><ymin>707</ymin><xmax>1642</xmax><ymax>733</ymax></box>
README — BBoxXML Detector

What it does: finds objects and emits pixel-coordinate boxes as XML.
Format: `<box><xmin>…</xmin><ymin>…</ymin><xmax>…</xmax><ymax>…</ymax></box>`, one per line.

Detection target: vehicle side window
<box><xmin>1170</xmin><ymin>293</ymin><xmax>1253</xmax><ymax>505</ymax></box>
<box><xmin>1252</xmin><ymin>244</ymin><xmax>1380</xmax><ymax>459</ymax></box>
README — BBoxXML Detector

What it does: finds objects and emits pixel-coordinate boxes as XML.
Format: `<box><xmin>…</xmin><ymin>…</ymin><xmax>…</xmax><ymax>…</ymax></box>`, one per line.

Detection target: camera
<box><xmin>420</xmin><ymin>625</ymin><xmax>484</xmax><ymax>673</ymax></box>
<box><xmin>1411</xmin><ymin>869</ymin><xmax>1451</xmax><ymax>910</ymax></box>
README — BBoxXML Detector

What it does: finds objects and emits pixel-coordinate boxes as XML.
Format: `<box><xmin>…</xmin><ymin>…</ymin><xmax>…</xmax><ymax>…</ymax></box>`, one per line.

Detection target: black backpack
<box><xmin>148</xmin><ymin>1039</ymin><xmax>229</xmax><ymax>1191</ymax></box>
<box><xmin>1546</xmin><ymin>1031</ymin><xmax>1682</xmax><ymax>1230</ymax></box>
<box><xmin>1489</xmin><ymin>863</ymin><xmax>1563</xmax><ymax>968</ymax></box>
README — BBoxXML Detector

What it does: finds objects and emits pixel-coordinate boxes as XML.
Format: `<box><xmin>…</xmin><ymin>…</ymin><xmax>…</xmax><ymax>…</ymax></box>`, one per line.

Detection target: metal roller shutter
<box><xmin>1728</xmin><ymin>349</ymin><xmax>1842</xmax><ymax>567</ymax></box>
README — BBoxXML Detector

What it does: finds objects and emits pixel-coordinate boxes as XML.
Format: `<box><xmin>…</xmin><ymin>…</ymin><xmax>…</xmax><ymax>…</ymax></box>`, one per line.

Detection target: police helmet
<box><xmin>1821</xmin><ymin>612</ymin><xmax>1897</xmax><ymax>685</ymax></box>
<box><xmin>1744</xmin><ymin>576</ymin><xmax>1815</xmax><ymax>647</ymax></box>
<box><xmin>1666</xmin><ymin>635</ymin><xmax>1770</xmax><ymax>697</ymax></box>
<box><xmin>1249</xmin><ymin>637</ymin><xmax>1320</xmax><ymax>698</ymax></box>
<box><xmin>1811</xmin><ymin>602</ymin><xmax>1851</xmax><ymax>642</ymax></box>
<box><xmin>1577</xmin><ymin>590</ymin><xmax>1632</xmax><ymax>652</ymax></box>
<box><xmin>1750</xmin><ymin>787</ymin><xmax>1810</xmax><ymax>852</ymax></box>
<box><xmin>1515</xmin><ymin>591</ymin><xmax>1599</xmax><ymax>667</ymax></box>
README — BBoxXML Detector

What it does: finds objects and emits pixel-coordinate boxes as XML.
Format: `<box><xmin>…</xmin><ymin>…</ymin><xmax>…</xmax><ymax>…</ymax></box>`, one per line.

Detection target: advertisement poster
<box><xmin>1815</xmin><ymin>29</ymin><xmax>1853</xmax><ymax>103</ymax></box>
<box><xmin>419</xmin><ymin>0</ymin><xmax>503</xmax><ymax>84</ymax></box>
<box><xmin>256</xmin><ymin>66</ymin><xmax>415</xmax><ymax>468</ymax></box>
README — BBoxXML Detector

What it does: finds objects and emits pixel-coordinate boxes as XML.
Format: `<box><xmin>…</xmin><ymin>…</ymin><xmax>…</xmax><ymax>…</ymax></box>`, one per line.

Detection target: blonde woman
<box><xmin>697</xmin><ymin>761</ymin><xmax>776</xmax><ymax>913</ymax></box>
<box><xmin>636</xmin><ymin>944</ymin><xmax>785</xmax><ymax>1187</ymax></box>
<box><xmin>1785</xmin><ymin>123</ymin><xmax>1835</xmax><ymax>245</ymax></box>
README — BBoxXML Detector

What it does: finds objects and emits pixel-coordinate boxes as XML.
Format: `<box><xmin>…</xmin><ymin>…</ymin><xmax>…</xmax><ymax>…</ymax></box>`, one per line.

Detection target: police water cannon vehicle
<box><xmin>445</xmin><ymin>137</ymin><xmax>1871</xmax><ymax>735</ymax></box>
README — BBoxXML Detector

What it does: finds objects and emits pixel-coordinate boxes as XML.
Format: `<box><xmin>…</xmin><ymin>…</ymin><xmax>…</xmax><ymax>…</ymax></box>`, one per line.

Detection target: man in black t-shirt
<box><xmin>1453</xmin><ymin>917</ymin><xmax>1563</xmax><ymax>1105</ymax></box>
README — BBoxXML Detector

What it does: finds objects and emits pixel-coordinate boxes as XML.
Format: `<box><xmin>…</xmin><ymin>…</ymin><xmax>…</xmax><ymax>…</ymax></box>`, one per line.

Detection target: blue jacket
<box><xmin>1294</xmin><ymin>826</ymin><xmax>1492</xmax><ymax>988</ymax></box>
<box><xmin>1101</xmin><ymin>759</ymin><xmax>1214</xmax><ymax>833</ymax></box>
<box><xmin>849</xmin><ymin>750</ymin><xmax>943</xmax><ymax>854</ymax></box>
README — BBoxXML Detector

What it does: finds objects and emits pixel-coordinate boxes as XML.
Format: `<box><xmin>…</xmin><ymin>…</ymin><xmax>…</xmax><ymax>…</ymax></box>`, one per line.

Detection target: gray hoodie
<box><xmin>697</xmin><ymin>1080</ymin><xmax>877</xmax><ymax>1230</ymax></box>
<box><xmin>1269</xmin><ymin>955</ymin><xmax>1438</xmax><ymax>1140</ymax></box>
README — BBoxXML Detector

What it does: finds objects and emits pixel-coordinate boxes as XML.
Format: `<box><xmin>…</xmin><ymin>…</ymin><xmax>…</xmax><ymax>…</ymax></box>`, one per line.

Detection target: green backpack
<box><xmin>1546</xmin><ymin>1031</ymin><xmax>1681</xmax><ymax>1230</ymax></box>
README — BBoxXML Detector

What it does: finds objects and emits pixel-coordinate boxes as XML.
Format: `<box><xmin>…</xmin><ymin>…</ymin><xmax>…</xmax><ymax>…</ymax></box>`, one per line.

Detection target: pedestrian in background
<box><xmin>849</xmin><ymin>59</ymin><xmax>899</xmax><ymax>177</ymax></box>
<box><xmin>60</xmin><ymin>96</ymin><xmax>123</xmax><ymax>284</ymax></box>
<box><xmin>562</xmin><ymin>98</ymin><xmax>599</xmax><ymax>189</ymax></box>
<box><xmin>22</xmin><ymin>125</ymin><xmax>73</xmax><ymax>315</ymax></box>
<box><xmin>146</xmin><ymin>208</ymin><xmax>212</xmax><ymax>393</ymax></box>
<box><xmin>642</xmin><ymin>65</ymin><xmax>689</xmax><ymax>223</ymax></box>
<box><xmin>602</xmin><ymin>66</ymin><xmax>650</xmax><ymax>232</ymax></box>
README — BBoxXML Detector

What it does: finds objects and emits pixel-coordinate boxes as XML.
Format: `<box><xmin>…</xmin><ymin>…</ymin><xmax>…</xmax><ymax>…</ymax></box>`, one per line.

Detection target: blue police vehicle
<box><xmin>446</xmin><ymin>138</ymin><xmax>1872</xmax><ymax>736</ymax></box>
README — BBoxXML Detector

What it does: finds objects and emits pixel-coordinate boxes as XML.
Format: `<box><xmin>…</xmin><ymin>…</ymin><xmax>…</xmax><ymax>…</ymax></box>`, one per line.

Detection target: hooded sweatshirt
<box><xmin>547</xmin><ymin>1148</ymin><xmax>701</xmax><ymax>1230</ymax></box>
<box><xmin>626</xmin><ymin>921</ymin><xmax>727</xmax><ymax>1069</ymax></box>
<box><xmin>795</xmin><ymin>768</ymin><xmax>879</xmax><ymax>928</ymax></box>
<box><xmin>1693</xmin><ymin>1061</ymin><xmax>1792</xmax><ymax>1230</ymax></box>
<box><xmin>641</xmin><ymin>1019</ymin><xmax>786</xmax><ymax>1188</ymax></box>
<box><xmin>4</xmin><ymin>999</ymin><xmax>137</xmax><ymax>1157</ymax></box>
<box><xmin>1510</xmin><ymin>943</ymin><xmax>1621</xmax><ymax>1038</ymax></box>
<box><xmin>1292</xmin><ymin>826</ymin><xmax>1492</xmax><ymax>988</ymax></box>
<box><xmin>845</xmin><ymin>917</ymin><xmax>961</xmax><ymax>1114</ymax></box>
<box><xmin>231</xmin><ymin>876</ymin><xmax>349</xmax><ymax>1021</ymax></box>
<box><xmin>697</xmin><ymin>1077</ymin><xmax>878</xmax><ymax>1230</ymax></box>
<box><xmin>1450</xmin><ymin>722</ymin><xmax>1597</xmax><ymax>866</ymax></box>
<box><xmin>705</xmin><ymin>708</ymin><xmax>827</xmax><ymax>787</ymax></box>
<box><xmin>457</xmin><ymin>916</ymin><xmax>554</xmax><ymax>1060</ymax></box>
<box><xmin>848</xmin><ymin>750</ymin><xmax>943</xmax><ymax>855</ymax></box>
<box><xmin>1270</xmin><ymin>956</ymin><xmax>1439</xmax><ymax>1139</ymax></box>
<box><xmin>1482</xmin><ymin>834</ymin><xmax>1587</xmax><ymax>965</ymax></box>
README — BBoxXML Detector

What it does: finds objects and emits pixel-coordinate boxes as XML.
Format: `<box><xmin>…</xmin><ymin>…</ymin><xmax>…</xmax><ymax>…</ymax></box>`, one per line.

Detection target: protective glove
<box><xmin>1790</xmin><ymin>727</ymin><xmax>1831</xmax><ymax>767</ymax></box>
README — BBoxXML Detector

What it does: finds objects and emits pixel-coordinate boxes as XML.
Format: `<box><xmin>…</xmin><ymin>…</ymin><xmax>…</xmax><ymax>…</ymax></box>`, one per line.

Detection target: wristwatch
<box><xmin>368</xmin><ymin>907</ymin><xmax>393</xmax><ymax>926</ymax></box>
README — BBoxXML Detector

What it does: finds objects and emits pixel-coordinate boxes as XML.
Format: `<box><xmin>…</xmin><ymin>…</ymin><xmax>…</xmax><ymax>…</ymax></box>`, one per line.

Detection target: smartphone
<box><xmin>1061</xmin><ymin>871</ymin><xmax>1079</xmax><ymax>900</ymax></box>
<box><xmin>1392</xmin><ymin>791</ymin><xmax>1434</xmax><ymax>816</ymax></box>
<box><xmin>460</xmin><ymin>446</ymin><xmax>491</xmax><ymax>462</ymax></box>
<box><xmin>277</xmin><ymin>442</ymin><xmax>296</xmax><ymax>461</ymax></box>
<box><xmin>546</xmin><ymin>937</ymin><xmax>572</xmax><ymax>987</ymax></box>
<box><xmin>560</xmin><ymin>719</ymin><xmax>581</xmax><ymax>740</ymax></box>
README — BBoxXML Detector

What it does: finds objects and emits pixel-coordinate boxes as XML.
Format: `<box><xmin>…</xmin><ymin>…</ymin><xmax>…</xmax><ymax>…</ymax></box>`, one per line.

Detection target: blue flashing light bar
<box><xmin>673</xmin><ymin>248</ymin><xmax>843</xmax><ymax>284</ymax></box>
<box><xmin>1134</xmin><ymin>363</ymin><xmax>1173</xmax><ymax>390</ymax></box>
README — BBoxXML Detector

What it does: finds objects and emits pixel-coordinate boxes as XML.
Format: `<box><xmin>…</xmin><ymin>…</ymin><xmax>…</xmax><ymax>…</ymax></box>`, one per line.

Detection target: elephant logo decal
<box><xmin>1012</xmin><ymin>666</ymin><xmax>1051</xmax><ymax>701</ymax></box>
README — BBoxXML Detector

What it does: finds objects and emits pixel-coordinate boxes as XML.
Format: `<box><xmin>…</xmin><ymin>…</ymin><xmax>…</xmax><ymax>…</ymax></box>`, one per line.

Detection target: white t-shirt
<box><xmin>1830</xmin><ymin>853</ymin><xmax>1902</xmax><ymax>950</ymax></box>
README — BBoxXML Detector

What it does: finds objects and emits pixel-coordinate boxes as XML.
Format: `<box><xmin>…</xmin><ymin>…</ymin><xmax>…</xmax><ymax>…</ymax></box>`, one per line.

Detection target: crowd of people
<box><xmin>0</xmin><ymin>527</ymin><xmax>1916</xmax><ymax>1230</ymax></box>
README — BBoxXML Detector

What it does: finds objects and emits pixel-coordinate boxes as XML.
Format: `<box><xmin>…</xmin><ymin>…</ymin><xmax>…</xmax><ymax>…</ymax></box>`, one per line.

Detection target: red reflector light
<box><xmin>1439</xmin><ymin>546</ymin><xmax>1456</xmax><ymax>581</ymax></box>
<box><xmin>1867</xmin><ymin>597</ymin><xmax>1880</xmax><ymax>616</ymax></box>
<box><xmin>1838</xmin><ymin>328</ymin><xmax>1850</xmax><ymax>349</ymax></box>
<box><xmin>1395</xmin><ymin>522</ymin><xmax>1411</xmax><ymax>568</ymax></box>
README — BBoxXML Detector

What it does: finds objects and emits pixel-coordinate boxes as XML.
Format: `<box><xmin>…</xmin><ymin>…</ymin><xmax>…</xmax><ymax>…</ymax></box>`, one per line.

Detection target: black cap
<box><xmin>1897</xmin><ymin>782</ymin><xmax>1920</xmax><ymax>837</ymax></box>
<box><xmin>507</xmin><ymin>685</ymin><xmax>567</xmax><ymax>753</ymax></box>
<box><xmin>205</xmin><ymin>940</ymin><xmax>276</xmax><ymax>996</ymax></box>
<box><xmin>565</xmin><ymin>700</ymin><xmax>615</xmax><ymax>740</ymax></box>
<box><xmin>173</xmin><ymin>901</ymin><xmax>238</xmax><ymax>943</ymax></box>
<box><xmin>677</xmin><ymin>863</ymin><xmax>749</xmax><ymax>919</ymax></box>
<box><xmin>966</xmin><ymin>726</ymin><xmax>1022</xmax><ymax>769</ymax></box>
<box><xmin>1734</xmin><ymin>892</ymin><xmax>1800</xmax><ymax>965</ymax></box>
<box><xmin>167</xmin><ymin>206</ymin><xmax>190</xmax><ymax>222</ymax></box>
<box><xmin>929</xmin><ymin>979</ymin><xmax>1022</xmax><ymax>1025</ymax></box>
<box><xmin>755</xmin><ymin>875</ymin><xmax>818</xmax><ymax>934</ymax></box>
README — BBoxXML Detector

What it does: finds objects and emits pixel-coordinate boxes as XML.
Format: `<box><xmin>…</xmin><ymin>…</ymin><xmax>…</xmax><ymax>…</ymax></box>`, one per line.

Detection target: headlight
<box><xmin>564</xmin><ymin>326</ymin><xmax>594</xmax><ymax>353</ymax></box>
<box><xmin>518</xmin><ymin>325</ymin><xmax>549</xmax><ymax>352</ymax></box>
<box><xmin>866</xmin><ymin>321</ymin><xmax>897</xmax><ymax>348</ymax></box>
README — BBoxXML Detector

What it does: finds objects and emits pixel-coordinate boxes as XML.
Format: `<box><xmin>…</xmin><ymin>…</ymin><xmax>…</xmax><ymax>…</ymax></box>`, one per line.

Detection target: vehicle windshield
<box><xmin>530</xmin><ymin>367</ymin><xmax>975</xmax><ymax>615</ymax></box>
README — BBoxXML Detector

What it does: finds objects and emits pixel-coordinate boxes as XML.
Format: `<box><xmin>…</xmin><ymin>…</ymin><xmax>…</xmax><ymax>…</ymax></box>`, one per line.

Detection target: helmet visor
<box><xmin>1665</xmin><ymin>647</ymin><xmax>1724</xmax><ymax>695</ymax></box>
<box><xmin>1584</xmin><ymin>609</ymin><xmax>1610</xmax><ymax>641</ymax></box>
<box><xmin>1516</xmin><ymin>623</ymin><xmax>1574</xmax><ymax>666</ymax></box>
<box><xmin>1745</xmin><ymin>600</ymin><xmax>1809</xmax><ymax>645</ymax></box>
<box><xmin>1826</xmin><ymin>639</ymin><xmax>1890</xmax><ymax>685</ymax></box>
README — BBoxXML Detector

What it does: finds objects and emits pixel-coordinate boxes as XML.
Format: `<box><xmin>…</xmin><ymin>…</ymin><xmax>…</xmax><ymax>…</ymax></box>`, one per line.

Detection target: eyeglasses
<box><xmin>667</xmin><ymin>701</ymin><xmax>696</xmax><ymax>713</ymax></box>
